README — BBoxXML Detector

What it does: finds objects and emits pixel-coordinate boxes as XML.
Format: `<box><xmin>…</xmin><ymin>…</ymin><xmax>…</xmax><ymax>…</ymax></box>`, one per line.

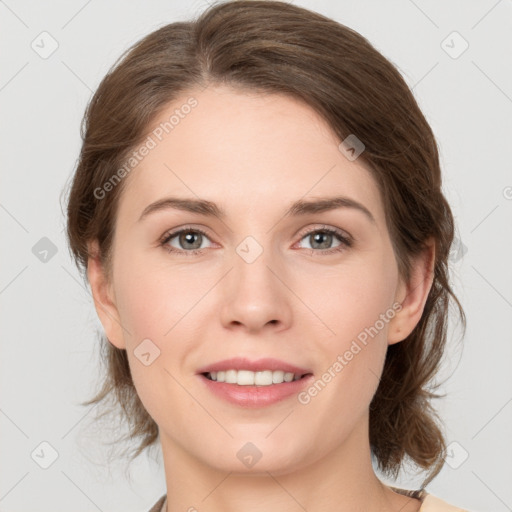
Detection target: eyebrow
<box><xmin>138</xmin><ymin>195</ymin><xmax>376</xmax><ymax>224</ymax></box>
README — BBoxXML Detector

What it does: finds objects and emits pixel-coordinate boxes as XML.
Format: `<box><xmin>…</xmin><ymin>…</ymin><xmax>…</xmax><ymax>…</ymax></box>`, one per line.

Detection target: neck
<box><xmin>158</xmin><ymin>414</ymin><xmax>420</xmax><ymax>512</ymax></box>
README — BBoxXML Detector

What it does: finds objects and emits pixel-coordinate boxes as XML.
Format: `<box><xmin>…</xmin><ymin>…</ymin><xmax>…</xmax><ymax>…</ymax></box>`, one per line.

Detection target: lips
<box><xmin>196</xmin><ymin>356</ymin><xmax>312</xmax><ymax>376</ymax></box>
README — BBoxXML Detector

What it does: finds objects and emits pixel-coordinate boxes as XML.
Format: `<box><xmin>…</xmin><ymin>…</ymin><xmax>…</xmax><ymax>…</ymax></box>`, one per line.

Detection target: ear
<box><xmin>86</xmin><ymin>240</ymin><xmax>126</xmax><ymax>350</ymax></box>
<box><xmin>388</xmin><ymin>237</ymin><xmax>436</xmax><ymax>345</ymax></box>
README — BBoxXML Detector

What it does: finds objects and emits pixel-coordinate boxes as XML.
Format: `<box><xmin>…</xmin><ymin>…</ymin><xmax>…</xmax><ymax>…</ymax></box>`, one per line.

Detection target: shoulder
<box><xmin>146</xmin><ymin>491</ymin><xmax>472</xmax><ymax>512</ymax></box>
<box><xmin>147</xmin><ymin>494</ymin><xmax>166</xmax><ymax>512</ymax></box>
<box><xmin>420</xmin><ymin>493</ymin><xmax>470</xmax><ymax>512</ymax></box>
<box><xmin>387</xmin><ymin>486</ymin><xmax>470</xmax><ymax>512</ymax></box>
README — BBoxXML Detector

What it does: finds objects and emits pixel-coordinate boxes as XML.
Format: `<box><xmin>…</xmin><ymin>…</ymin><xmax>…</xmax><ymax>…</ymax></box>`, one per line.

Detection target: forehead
<box><xmin>117</xmin><ymin>85</ymin><xmax>385</xmax><ymax>227</ymax></box>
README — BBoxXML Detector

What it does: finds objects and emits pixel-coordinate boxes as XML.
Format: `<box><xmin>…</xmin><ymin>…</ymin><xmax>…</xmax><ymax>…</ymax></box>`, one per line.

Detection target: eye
<box><xmin>160</xmin><ymin>226</ymin><xmax>213</xmax><ymax>256</ymax></box>
<box><xmin>296</xmin><ymin>225</ymin><xmax>353</xmax><ymax>255</ymax></box>
<box><xmin>159</xmin><ymin>224</ymin><xmax>353</xmax><ymax>257</ymax></box>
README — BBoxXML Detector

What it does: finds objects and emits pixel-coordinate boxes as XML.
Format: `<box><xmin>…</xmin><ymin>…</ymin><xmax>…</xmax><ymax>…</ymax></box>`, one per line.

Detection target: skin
<box><xmin>88</xmin><ymin>85</ymin><xmax>435</xmax><ymax>512</ymax></box>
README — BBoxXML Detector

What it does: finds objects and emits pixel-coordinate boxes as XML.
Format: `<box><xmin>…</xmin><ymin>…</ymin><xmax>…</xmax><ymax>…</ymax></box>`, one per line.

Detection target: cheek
<box><xmin>113</xmin><ymin>250</ymin><xmax>197</xmax><ymax>344</ymax></box>
<box><xmin>298</xmin><ymin>251</ymin><xmax>397</xmax><ymax>401</ymax></box>
<box><xmin>113</xmin><ymin>257</ymin><xmax>191</xmax><ymax>426</ymax></box>
<box><xmin>293</xmin><ymin>262</ymin><xmax>396</xmax><ymax>435</ymax></box>
<box><xmin>307</xmin><ymin>254</ymin><xmax>398</xmax><ymax>347</ymax></box>
<box><xmin>111</xmin><ymin>252</ymin><xmax>207</xmax><ymax>405</ymax></box>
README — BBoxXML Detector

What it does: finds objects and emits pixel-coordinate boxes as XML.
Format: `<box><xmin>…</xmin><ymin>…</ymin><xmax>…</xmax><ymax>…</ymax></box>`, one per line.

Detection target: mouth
<box><xmin>196</xmin><ymin>357</ymin><xmax>314</xmax><ymax>407</ymax></box>
<box><xmin>201</xmin><ymin>370</ymin><xmax>313</xmax><ymax>386</ymax></box>
<box><xmin>198</xmin><ymin>370</ymin><xmax>315</xmax><ymax>408</ymax></box>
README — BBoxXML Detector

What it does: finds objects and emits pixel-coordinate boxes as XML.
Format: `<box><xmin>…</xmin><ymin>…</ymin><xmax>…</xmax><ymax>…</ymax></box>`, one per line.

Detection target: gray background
<box><xmin>1</xmin><ymin>1</ymin><xmax>511</xmax><ymax>511</ymax></box>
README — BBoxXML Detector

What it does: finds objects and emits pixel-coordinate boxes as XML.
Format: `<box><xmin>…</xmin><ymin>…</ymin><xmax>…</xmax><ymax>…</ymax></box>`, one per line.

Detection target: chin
<box><xmin>196</xmin><ymin>437</ymin><xmax>309</xmax><ymax>476</ymax></box>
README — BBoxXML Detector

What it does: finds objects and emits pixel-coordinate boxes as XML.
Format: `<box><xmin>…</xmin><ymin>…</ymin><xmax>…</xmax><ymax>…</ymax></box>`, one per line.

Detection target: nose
<box><xmin>219</xmin><ymin>244</ymin><xmax>292</xmax><ymax>334</ymax></box>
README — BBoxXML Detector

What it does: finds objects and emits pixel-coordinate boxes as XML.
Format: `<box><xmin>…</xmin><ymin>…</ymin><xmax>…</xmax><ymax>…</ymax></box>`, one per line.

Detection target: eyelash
<box><xmin>159</xmin><ymin>224</ymin><xmax>353</xmax><ymax>257</ymax></box>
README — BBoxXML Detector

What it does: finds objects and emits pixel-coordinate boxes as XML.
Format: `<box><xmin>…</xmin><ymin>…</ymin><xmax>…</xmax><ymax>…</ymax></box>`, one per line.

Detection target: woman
<box><xmin>65</xmin><ymin>1</ymin><xmax>469</xmax><ymax>510</ymax></box>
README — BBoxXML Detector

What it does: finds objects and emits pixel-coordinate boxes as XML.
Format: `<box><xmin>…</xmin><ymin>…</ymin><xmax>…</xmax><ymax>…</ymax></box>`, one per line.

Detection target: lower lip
<box><xmin>198</xmin><ymin>373</ymin><xmax>314</xmax><ymax>408</ymax></box>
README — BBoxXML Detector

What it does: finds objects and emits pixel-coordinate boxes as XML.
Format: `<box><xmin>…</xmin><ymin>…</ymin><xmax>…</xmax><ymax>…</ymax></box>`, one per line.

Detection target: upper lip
<box><xmin>196</xmin><ymin>357</ymin><xmax>312</xmax><ymax>376</ymax></box>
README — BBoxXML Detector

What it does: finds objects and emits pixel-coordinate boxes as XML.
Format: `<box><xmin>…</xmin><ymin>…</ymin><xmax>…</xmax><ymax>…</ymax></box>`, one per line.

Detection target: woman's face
<box><xmin>90</xmin><ymin>85</ymin><xmax>428</xmax><ymax>474</ymax></box>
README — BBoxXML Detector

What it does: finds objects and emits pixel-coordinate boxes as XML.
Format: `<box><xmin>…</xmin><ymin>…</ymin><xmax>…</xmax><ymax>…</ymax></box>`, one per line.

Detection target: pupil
<box><xmin>312</xmin><ymin>232</ymin><xmax>332</xmax><ymax>249</ymax></box>
<box><xmin>181</xmin><ymin>232</ymin><xmax>201</xmax><ymax>250</ymax></box>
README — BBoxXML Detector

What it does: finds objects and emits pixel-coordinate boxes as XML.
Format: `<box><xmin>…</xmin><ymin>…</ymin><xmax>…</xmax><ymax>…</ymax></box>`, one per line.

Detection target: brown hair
<box><xmin>64</xmin><ymin>0</ymin><xmax>466</xmax><ymax>488</ymax></box>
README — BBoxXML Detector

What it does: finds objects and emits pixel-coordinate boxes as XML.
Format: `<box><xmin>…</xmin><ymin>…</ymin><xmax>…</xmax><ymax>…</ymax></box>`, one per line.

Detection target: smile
<box><xmin>204</xmin><ymin>369</ymin><xmax>308</xmax><ymax>385</ymax></box>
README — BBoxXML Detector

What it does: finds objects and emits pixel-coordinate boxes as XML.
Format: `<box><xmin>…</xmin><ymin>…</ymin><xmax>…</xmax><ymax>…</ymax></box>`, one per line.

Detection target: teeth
<box><xmin>207</xmin><ymin>370</ymin><xmax>303</xmax><ymax>385</ymax></box>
